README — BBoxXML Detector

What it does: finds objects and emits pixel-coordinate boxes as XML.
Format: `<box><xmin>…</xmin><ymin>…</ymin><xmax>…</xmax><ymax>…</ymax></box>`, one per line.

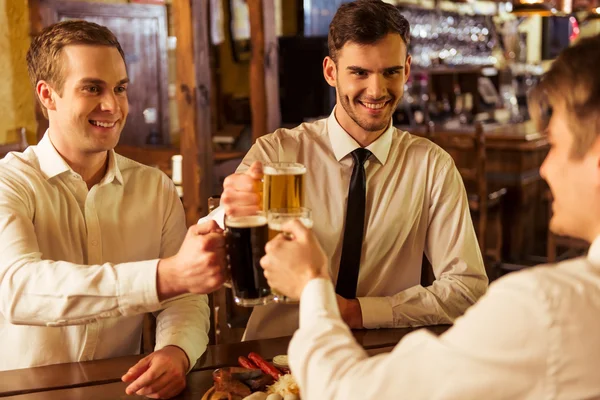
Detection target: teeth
<box><xmin>362</xmin><ymin>102</ymin><xmax>386</xmax><ymax>110</ymax></box>
<box><xmin>90</xmin><ymin>120</ymin><xmax>116</xmax><ymax>128</ymax></box>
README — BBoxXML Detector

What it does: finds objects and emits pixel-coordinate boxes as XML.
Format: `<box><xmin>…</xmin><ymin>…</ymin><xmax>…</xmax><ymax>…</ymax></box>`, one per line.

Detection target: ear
<box><xmin>404</xmin><ymin>54</ymin><xmax>412</xmax><ymax>84</ymax></box>
<box><xmin>36</xmin><ymin>81</ymin><xmax>57</xmax><ymax>112</ymax></box>
<box><xmin>323</xmin><ymin>56</ymin><xmax>337</xmax><ymax>88</ymax></box>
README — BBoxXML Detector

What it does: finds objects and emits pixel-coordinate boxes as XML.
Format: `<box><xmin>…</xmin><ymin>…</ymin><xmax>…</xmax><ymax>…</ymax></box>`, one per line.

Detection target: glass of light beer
<box><xmin>267</xmin><ymin>207</ymin><xmax>313</xmax><ymax>304</ymax></box>
<box><xmin>263</xmin><ymin>162</ymin><xmax>306</xmax><ymax>211</ymax></box>
<box><xmin>225</xmin><ymin>212</ymin><xmax>273</xmax><ymax>306</ymax></box>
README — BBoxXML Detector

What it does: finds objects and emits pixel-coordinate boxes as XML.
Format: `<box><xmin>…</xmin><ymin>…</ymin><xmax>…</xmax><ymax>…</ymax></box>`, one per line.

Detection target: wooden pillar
<box><xmin>173</xmin><ymin>0</ymin><xmax>214</xmax><ymax>226</ymax></box>
<box><xmin>192</xmin><ymin>0</ymin><xmax>216</xmax><ymax>212</ymax></box>
<box><xmin>262</xmin><ymin>0</ymin><xmax>281</xmax><ymax>134</ymax></box>
<box><xmin>248</xmin><ymin>0</ymin><xmax>280</xmax><ymax>141</ymax></box>
<box><xmin>248</xmin><ymin>0</ymin><xmax>267</xmax><ymax>141</ymax></box>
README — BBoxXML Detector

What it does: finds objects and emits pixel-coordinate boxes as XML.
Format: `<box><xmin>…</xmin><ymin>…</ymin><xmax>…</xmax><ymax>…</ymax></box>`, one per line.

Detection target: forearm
<box><xmin>358</xmin><ymin>273</ymin><xmax>487</xmax><ymax>329</ymax></box>
<box><xmin>290</xmin><ymin>279</ymin><xmax>439</xmax><ymax>400</ymax></box>
<box><xmin>290</xmin><ymin>276</ymin><xmax>546</xmax><ymax>400</ymax></box>
<box><xmin>154</xmin><ymin>293</ymin><xmax>210</xmax><ymax>372</ymax></box>
<box><xmin>0</xmin><ymin>257</ymin><xmax>161</xmax><ymax>326</ymax></box>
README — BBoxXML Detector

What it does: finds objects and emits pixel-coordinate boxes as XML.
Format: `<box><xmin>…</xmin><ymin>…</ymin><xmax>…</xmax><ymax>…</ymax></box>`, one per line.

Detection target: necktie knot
<box><xmin>352</xmin><ymin>148</ymin><xmax>371</xmax><ymax>166</ymax></box>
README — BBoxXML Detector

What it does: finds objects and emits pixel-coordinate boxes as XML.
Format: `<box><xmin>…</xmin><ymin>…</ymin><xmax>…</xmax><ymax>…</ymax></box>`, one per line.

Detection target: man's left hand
<box><xmin>122</xmin><ymin>346</ymin><xmax>189</xmax><ymax>399</ymax></box>
<box><xmin>336</xmin><ymin>295</ymin><xmax>364</xmax><ymax>329</ymax></box>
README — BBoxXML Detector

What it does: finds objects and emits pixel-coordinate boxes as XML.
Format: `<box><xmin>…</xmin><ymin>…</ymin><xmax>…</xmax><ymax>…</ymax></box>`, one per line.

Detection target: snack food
<box><xmin>248</xmin><ymin>352</ymin><xmax>282</xmax><ymax>380</ymax></box>
<box><xmin>267</xmin><ymin>373</ymin><xmax>300</xmax><ymax>397</ymax></box>
<box><xmin>205</xmin><ymin>353</ymin><xmax>300</xmax><ymax>400</ymax></box>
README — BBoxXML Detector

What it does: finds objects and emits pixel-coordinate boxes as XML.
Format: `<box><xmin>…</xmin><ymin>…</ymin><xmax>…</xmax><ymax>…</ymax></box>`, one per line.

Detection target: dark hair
<box><xmin>528</xmin><ymin>34</ymin><xmax>600</xmax><ymax>159</ymax></box>
<box><xmin>328</xmin><ymin>0</ymin><xmax>410</xmax><ymax>63</ymax></box>
<box><xmin>26</xmin><ymin>20</ymin><xmax>126</xmax><ymax>117</ymax></box>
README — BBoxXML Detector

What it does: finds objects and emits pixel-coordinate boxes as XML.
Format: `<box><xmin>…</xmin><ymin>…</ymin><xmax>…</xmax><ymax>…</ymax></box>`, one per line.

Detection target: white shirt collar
<box><xmin>326</xmin><ymin>107</ymin><xmax>393</xmax><ymax>165</ymax></box>
<box><xmin>34</xmin><ymin>130</ymin><xmax>123</xmax><ymax>185</ymax></box>
<box><xmin>587</xmin><ymin>236</ymin><xmax>600</xmax><ymax>266</ymax></box>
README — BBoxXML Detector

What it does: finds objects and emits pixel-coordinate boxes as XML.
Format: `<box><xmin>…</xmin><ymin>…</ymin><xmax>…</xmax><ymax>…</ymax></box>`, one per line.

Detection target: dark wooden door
<box><xmin>35</xmin><ymin>0</ymin><xmax>170</xmax><ymax>147</ymax></box>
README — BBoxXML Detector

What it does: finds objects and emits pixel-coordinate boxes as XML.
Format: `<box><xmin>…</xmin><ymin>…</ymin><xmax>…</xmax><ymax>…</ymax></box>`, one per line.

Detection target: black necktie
<box><xmin>336</xmin><ymin>148</ymin><xmax>371</xmax><ymax>299</ymax></box>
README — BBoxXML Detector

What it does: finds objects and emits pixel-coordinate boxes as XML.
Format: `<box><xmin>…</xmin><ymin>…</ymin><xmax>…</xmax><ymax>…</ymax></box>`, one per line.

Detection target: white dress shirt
<box><xmin>289</xmin><ymin>237</ymin><xmax>600</xmax><ymax>400</ymax></box>
<box><xmin>203</xmin><ymin>110</ymin><xmax>487</xmax><ymax>340</ymax></box>
<box><xmin>0</xmin><ymin>135</ymin><xmax>210</xmax><ymax>371</ymax></box>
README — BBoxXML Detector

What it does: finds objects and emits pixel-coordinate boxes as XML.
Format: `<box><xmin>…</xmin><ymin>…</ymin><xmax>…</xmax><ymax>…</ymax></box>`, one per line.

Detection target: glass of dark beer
<box><xmin>225</xmin><ymin>212</ymin><xmax>273</xmax><ymax>306</ymax></box>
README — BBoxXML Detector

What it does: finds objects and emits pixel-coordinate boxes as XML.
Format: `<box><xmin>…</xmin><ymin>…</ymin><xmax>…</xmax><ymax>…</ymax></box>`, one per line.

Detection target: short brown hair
<box><xmin>528</xmin><ymin>34</ymin><xmax>600</xmax><ymax>159</ymax></box>
<box><xmin>26</xmin><ymin>20</ymin><xmax>126</xmax><ymax>117</ymax></box>
<box><xmin>328</xmin><ymin>0</ymin><xmax>410</xmax><ymax>63</ymax></box>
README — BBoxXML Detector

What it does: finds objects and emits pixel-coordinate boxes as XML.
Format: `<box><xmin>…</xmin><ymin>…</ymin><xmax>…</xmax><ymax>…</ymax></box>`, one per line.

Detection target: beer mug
<box><xmin>225</xmin><ymin>212</ymin><xmax>273</xmax><ymax>306</ymax></box>
<box><xmin>263</xmin><ymin>162</ymin><xmax>306</xmax><ymax>211</ymax></box>
<box><xmin>266</xmin><ymin>207</ymin><xmax>313</xmax><ymax>304</ymax></box>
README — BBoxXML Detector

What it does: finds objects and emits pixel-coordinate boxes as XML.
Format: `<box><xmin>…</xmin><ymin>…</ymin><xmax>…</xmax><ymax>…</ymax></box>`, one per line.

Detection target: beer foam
<box><xmin>264</xmin><ymin>164</ymin><xmax>307</xmax><ymax>175</ymax></box>
<box><xmin>268</xmin><ymin>217</ymin><xmax>313</xmax><ymax>231</ymax></box>
<box><xmin>226</xmin><ymin>215</ymin><xmax>267</xmax><ymax>228</ymax></box>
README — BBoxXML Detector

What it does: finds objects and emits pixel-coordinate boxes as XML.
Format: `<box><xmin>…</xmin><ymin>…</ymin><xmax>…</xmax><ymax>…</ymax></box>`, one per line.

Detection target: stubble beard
<box><xmin>337</xmin><ymin>85</ymin><xmax>396</xmax><ymax>133</ymax></box>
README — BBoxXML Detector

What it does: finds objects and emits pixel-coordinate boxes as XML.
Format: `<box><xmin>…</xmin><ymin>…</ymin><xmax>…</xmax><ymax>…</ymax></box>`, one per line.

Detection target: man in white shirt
<box><xmin>0</xmin><ymin>21</ymin><xmax>225</xmax><ymax>399</ymax></box>
<box><xmin>260</xmin><ymin>34</ymin><xmax>600</xmax><ymax>399</ymax></box>
<box><xmin>213</xmin><ymin>0</ymin><xmax>487</xmax><ymax>340</ymax></box>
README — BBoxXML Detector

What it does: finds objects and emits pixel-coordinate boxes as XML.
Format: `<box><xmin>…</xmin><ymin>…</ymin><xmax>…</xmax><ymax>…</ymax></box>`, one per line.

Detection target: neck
<box><xmin>48</xmin><ymin>129</ymin><xmax>109</xmax><ymax>189</ymax></box>
<box><xmin>334</xmin><ymin>106</ymin><xmax>388</xmax><ymax>147</ymax></box>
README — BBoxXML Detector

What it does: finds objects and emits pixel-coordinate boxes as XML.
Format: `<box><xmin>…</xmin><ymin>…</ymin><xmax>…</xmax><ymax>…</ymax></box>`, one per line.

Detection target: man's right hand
<box><xmin>221</xmin><ymin>161</ymin><xmax>263</xmax><ymax>217</ymax></box>
<box><xmin>156</xmin><ymin>220</ymin><xmax>226</xmax><ymax>300</ymax></box>
<box><xmin>260</xmin><ymin>220</ymin><xmax>329</xmax><ymax>301</ymax></box>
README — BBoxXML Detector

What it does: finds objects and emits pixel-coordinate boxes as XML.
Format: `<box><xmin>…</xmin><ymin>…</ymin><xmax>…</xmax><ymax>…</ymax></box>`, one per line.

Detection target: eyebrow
<box><xmin>346</xmin><ymin>65</ymin><xmax>404</xmax><ymax>74</ymax></box>
<box><xmin>77</xmin><ymin>77</ymin><xmax>130</xmax><ymax>86</ymax></box>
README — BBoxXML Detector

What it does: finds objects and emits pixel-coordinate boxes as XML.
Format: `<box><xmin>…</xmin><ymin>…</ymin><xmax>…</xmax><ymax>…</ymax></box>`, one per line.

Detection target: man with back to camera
<box><xmin>261</xmin><ymin>33</ymin><xmax>600</xmax><ymax>399</ymax></box>
<box><xmin>0</xmin><ymin>20</ymin><xmax>226</xmax><ymax>399</ymax></box>
<box><xmin>207</xmin><ymin>0</ymin><xmax>487</xmax><ymax>340</ymax></box>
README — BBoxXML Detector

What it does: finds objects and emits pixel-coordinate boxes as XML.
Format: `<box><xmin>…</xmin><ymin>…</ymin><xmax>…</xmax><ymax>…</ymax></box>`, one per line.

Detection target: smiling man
<box><xmin>211</xmin><ymin>0</ymin><xmax>487</xmax><ymax>340</ymax></box>
<box><xmin>0</xmin><ymin>21</ymin><xmax>227</xmax><ymax>399</ymax></box>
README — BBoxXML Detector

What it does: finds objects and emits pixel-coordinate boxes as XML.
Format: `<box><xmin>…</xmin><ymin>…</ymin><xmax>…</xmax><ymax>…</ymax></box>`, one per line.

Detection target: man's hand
<box><xmin>336</xmin><ymin>295</ymin><xmax>364</xmax><ymax>329</ymax></box>
<box><xmin>122</xmin><ymin>346</ymin><xmax>189</xmax><ymax>399</ymax></box>
<box><xmin>260</xmin><ymin>219</ymin><xmax>329</xmax><ymax>300</ymax></box>
<box><xmin>157</xmin><ymin>220</ymin><xmax>226</xmax><ymax>300</ymax></box>
<box><xmin>221</xmin><ymin>161</ymin><xmax>263</xmax><ymax>216</ymax></box>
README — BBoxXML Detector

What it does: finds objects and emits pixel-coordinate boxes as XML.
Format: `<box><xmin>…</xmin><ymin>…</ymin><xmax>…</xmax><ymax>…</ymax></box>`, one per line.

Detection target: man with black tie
<box><xmin>207</xmin><ymin>0</ymin><xmax>486</xmax><ymax>340</ymax></box>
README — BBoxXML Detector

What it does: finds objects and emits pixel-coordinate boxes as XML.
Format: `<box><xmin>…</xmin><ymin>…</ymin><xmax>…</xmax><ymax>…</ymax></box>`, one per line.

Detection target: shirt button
<box><xmin>91</xmin><ymin>240</ymin><xmax>98</xmax><ymax>246</ymax></box>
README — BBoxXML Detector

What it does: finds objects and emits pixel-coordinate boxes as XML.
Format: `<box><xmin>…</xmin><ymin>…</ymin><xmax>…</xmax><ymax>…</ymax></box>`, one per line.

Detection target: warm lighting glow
<box><xmin>511</xmin><ymin>1</ymin><xmax>554</xmax><ymax>16</ymax></box>
<box><xmin>596</xmin><ymin>7</ymin><xmax>600</xmax><ymax>13</ymax></box>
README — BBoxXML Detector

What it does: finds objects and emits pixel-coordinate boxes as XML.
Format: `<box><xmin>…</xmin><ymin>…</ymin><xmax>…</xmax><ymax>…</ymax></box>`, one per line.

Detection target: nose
<box><xmin>365</xmin><ymin>74</ymin><xmax>387</xmax><ymax>101</ymax></box>
<box><xmin>100</xmin><ymin>91</ymin><xmax>118</xmax><ymax>113</ymax></box>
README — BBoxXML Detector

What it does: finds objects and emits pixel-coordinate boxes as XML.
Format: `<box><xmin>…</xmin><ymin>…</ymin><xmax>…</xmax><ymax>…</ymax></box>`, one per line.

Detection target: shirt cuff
<box><xmin>357</xmin><ymin>297</ymin><xmax>394</xmax><ymax>329</ymax></box>
<box><xmin>155</xmin><ymin>335</ymin><xmax>204</xmax><ymax>373</ymax></box>
<box><xmin>299</xmin><ymin>278</ymin><xmax>340</xmax><ymax>328</ymax></box>
<box><xmin>115</xmin><ymin>259</ymin><xmax>161</xmax><ymax>315</ymax></box>
<box><xmin>197</xmin><ymin>206</ymin><xmax>225</xmax><ymax>229</ymax></box>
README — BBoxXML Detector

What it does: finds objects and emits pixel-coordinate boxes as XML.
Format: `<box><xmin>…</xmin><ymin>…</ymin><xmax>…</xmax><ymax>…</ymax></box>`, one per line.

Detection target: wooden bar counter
<box><xmin>402</xmin><ymin>121</ymin><xmax>549</xmax><ymax>262</ymax></box>
<box><xmin>0</xmin><ymin>325</ymin><xmax>450</xmax><ymax>399</ymax></box>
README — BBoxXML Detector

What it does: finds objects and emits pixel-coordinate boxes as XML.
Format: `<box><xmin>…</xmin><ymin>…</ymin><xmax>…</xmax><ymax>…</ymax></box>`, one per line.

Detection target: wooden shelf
<box><xmin>412</xmin><ymin>65</ymin><xmax>492</xmax><ymax>75</ymax></box>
